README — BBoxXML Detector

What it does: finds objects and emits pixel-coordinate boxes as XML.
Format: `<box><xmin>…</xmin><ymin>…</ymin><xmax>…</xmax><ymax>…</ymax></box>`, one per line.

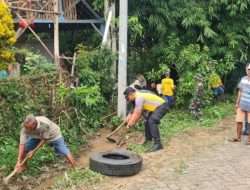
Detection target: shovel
<box><xmin>106</xmin><ymin>121</ymin><xmax>126</xmax><ymax>143</ymax></box>
<box><xmin>3</xmin><ymin>140</ymin><xmax>45</xmax><ymax>185</ymax></box>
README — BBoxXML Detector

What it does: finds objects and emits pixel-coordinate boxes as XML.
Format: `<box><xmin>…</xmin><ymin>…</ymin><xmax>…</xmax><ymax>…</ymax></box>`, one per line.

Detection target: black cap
<box><xmin>123</xmin><ymin>87</ymin><xmax>136</xmax><ymax>100</ymax></box>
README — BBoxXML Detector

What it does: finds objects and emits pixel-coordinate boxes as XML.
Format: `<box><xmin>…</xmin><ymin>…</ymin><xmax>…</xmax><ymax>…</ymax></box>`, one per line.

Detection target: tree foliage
<box><xmin>128</xmin><ymin>0</ymin><xmax>250</xmax><ymax>106</ymax></box>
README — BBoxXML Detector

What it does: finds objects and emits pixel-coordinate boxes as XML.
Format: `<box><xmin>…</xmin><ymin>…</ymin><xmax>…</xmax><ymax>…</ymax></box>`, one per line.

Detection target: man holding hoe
<box><xmin>15</xmin><ymin>115</ymin><xmax>76</xmax><ymax>173</ymax></box>
<box><xmin>124</xmin><ymin>87</ymin><xmax>169</xmax><ymax>152</ymax></box>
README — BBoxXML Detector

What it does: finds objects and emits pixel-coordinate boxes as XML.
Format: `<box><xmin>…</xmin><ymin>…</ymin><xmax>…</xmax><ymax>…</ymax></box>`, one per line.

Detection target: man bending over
<box><xmin>15</xmin><ymin>115</ymin><xmax>76</xmax><ymax>173</ymax></box>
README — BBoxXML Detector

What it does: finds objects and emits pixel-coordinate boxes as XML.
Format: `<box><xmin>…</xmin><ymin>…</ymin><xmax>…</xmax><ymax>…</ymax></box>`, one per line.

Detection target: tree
<box><xmin>0</xmin><ymin>2</ymin><xmax>16</xmax><ymax>70</ymax></box>
<box><xmin>127</xmin><ymin>0</ymin><xmax>250</xmax><ymax>107</ymax></box>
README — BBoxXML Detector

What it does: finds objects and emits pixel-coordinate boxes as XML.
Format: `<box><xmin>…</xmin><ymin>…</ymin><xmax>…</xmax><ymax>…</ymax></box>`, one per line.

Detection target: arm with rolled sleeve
<box><xmin>16</xmin><ymin>127</ymin><xmax>28</xmax><ymax>169</ymax></box>
<box><xmin>127</xmin><ymin>97</ymin><xmax>143</xmax><ymax>128</ymax></box>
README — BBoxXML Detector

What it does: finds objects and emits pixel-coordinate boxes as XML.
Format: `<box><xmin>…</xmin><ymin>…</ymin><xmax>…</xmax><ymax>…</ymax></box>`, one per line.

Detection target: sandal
<box><xmin>229</xmin><ymin>138</ymin><xmax>241</xmax><ymax>142</ymax></box>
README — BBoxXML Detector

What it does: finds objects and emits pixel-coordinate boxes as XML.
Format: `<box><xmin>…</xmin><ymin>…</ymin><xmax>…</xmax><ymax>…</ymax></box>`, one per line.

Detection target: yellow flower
<box><xmin>0</xmin><ymin>2</ymin><xmax>16</xmax><ymax>63</ymax></box>
<box><xmin>7</xmin><ymin>37</ymin><xmax>16</xmax><ymax>45</ymax></box>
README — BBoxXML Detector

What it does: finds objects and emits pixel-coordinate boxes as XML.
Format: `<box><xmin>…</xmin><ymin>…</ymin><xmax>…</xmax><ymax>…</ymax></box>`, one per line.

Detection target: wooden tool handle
<box><xmin>3</xmin><ymin>169</ymin><xmax>17</xmax><ymax>184</ymax></box>
<box><xmin>3</xmin><ymin>140</ymin><xmax>45</xmax><ymax>184</ymax></box>
<box><xmin>106</xmin><ymin>121</ymin><xmax>126</xmax><ymax>138</ymax></box>
<box><xmin>20</xmin><ymin>140</ymin><xmax>45</xmax><ymax>165</ymax></box>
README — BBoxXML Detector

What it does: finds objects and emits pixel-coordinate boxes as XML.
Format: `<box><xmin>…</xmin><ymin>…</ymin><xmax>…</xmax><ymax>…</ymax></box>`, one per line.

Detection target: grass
<box><xmin>50</xmin><ymin>168</ymin><xmax>104</xmax><ymax>190</ymax></box>
<box><xmin>127</xmin><ymin>141</ymin><xmax>152</xmax><ymax>154</ymax></box>
<box><xmin>128</xmin><ymin>101</ymin><xmax>234</xmax><ymax>153</ymax></box>
<box><xmin>161</xmin><ymin>101</ymin><xmax>233</xmax><ymax>140</ymax></box>
<box><xmin>0</xmin><ymin>137</ymin><xmax>18</xmax><ymax>174</ymax></box>
<box><xmin>0</xmin><ymin>136</ymin><xmax>87</xmax><ymax>176</ymax></box>
<box><xmin>0</xmin><ymin>138</ymin><xmax>57</xmax><ymax>175</ymax></box>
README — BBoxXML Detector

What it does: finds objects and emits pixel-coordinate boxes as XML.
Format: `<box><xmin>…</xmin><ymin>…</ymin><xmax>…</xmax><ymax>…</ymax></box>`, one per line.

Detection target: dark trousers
<box><xmin>144</xmin><ymin>102</ymin><xmax>169</xmax><ymax>144</ymax></box>
<box><xmin>163</xmin><ymin>96</ymin><xmax>174</xmax><ymax>107</ymax></box>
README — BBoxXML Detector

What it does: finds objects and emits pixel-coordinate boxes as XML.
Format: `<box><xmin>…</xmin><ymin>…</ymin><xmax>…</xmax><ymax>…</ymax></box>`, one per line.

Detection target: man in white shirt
<box><xmin>15</xmin><ymin>115</ymin><xmax>76</xmax><ymax>173</ymax></box>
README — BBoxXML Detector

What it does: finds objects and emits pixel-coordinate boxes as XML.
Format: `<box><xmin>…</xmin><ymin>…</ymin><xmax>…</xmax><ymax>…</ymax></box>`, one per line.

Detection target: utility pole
<box><xmin>111</xmin><ymin>1</ymin><xmax>117</xmax><ymax>81</ymax></box>
<box><xmin>54</xmin><ymin>0</ymin><xmax>61</xmax><ymax>80</ymax></box>
<box><xmin>117</xmin><ymin>0</ymin><xmax>128</xmax><ymax>117</ymax></box>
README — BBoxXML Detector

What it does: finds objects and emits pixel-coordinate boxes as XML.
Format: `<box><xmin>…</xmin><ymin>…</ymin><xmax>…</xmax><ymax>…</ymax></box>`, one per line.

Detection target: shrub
<box><xmin>0</xmin><ymin>2</ymin><xmax>16</xmax><ymax>69</ymax></box>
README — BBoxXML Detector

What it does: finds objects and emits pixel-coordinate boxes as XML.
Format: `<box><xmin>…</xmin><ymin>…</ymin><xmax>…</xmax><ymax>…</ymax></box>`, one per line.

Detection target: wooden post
<box><xmin>54</xmin><ymin>0</ymin><xmax>61</xmax><ymax>81</ymax></box>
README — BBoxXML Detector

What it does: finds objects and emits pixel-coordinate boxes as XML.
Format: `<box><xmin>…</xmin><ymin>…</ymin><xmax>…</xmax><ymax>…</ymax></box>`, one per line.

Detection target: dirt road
<box><xmin>86</xmin><ymin>117</ymin><xmax>250</xmax><ymax>190</ymax></box>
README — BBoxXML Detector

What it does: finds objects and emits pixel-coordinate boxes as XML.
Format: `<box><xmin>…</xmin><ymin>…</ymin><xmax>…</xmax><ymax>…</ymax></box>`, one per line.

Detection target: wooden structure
<box><xmin>4</xmin><ymin>0</ymin><xmax>107</xmax><ymax>80</ymax></box>
<box><xmin>4</xmin><ymin>0</ymin><xmax>125</xmax><ymax>115</ymax></box>
<box><xmin>5</xmin><ymin>0</ymin><xmax>104</xmax><ymax>24</ymax></box>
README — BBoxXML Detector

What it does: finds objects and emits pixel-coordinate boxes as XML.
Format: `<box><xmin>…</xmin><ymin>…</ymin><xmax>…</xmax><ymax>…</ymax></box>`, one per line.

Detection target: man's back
<box><xmin>209</xmin><ymin>73</ymin><xmax>223</xmax><ymax>88</ymax></box>
<box><xmin>161</xmin><ymin>77</ymin><xmax>174</xmax><ymax>96</ymax></box>
<box><xmin>135</xmin><ymin>92</ymin><xmax>165</xmax><ymax>112</ymax></box>
<box><xmin>20</xmin><ymin>116</ymin><xmax>62</xmax><ymax>144</ymax></box>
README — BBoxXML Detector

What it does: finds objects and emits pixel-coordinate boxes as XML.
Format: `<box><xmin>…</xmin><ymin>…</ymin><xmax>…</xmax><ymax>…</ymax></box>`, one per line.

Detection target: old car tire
<box><xmin>89</xmin><ymin>149</ymin><xmax>143</xmax><ymax>176</ymax></box>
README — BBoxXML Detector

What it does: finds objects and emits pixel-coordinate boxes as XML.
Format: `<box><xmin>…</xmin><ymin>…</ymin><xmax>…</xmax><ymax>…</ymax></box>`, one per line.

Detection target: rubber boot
<box><xmin>147</xmin><ymin>139</ymin><xmax>163</xmax><ymax>152</ymax></box>
<box><xmin>142</xmin><ymin>138</ymin><xmax>152</xmax><ymax>145</ymax></box>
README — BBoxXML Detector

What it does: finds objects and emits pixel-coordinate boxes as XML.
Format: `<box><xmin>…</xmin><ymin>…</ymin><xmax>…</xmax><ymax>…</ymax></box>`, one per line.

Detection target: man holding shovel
<box><xmin>15</xmin><ymin>115</ymin><xmax>76</xmax><ymax>173</ymax></box>
<box><xmin>123</xmin><ymin>87</ymin><xmax>169</xmax><ymax>152</ymax></box>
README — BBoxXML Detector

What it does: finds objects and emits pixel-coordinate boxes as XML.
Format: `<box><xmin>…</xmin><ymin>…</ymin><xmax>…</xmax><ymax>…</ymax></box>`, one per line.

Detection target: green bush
<box><xmin>0</xmin><ymin>74</ymin><xmax>59</xmax><ymax>173</ymax></box>
<box><xmin>0</xmin><ymin>46</ymin><xmax>116</xmax><ymax>174</ymax></box>
<box><xmin>57</xmin><ymin>85</ymin><xmax>107</xmax><ymax>144</ymax></box>
<box><xmin>75</xmin><ymin>46</ymin><xmax>116</xmax><ymax>101</ymax></box>
<box><xmin>0</xmin><ymin>74</ymin><xmax>57</xmax><ymax>138</ymax></box>
<box><xmin>0</xmin><ymin>73</ymin><xmax>107</xmax><ymax>174</ymax></box>
<box><xmin>14</xmin><ymin>48</ymin><xmax>56</xmax><ymax>75</ymax></box>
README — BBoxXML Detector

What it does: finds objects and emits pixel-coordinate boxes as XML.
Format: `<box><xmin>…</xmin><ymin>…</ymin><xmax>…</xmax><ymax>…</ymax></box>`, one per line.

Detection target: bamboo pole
<box><xmin>102</xmin><ymin>8</ymin><xmax>112</xmax><ymax>46</ymax></box>
<box><xmin>71</xmin><ymin>52</ymin><xmax>77</xmax><ymax>77</ymax></box>
<box><xmin>28</xmin><ymin>27</ymin><xmax>54</xmax><ymax>58</ymax></box>
<box><xmin>16</xmin><ymin>13</ymin><xmax>54</xmax><ymax>59</ymax></box>
<box><xmin>63</xmin><ymin>0</ymin><xmax>80</xmax><ymax>16</ymax></box>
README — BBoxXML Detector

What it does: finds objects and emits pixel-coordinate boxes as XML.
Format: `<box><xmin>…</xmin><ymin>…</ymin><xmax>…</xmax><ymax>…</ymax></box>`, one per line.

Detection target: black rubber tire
<box><xmin>89</xmin><ymin>149</ymin><xmax>143</xmax><ymax>176</ymax></box>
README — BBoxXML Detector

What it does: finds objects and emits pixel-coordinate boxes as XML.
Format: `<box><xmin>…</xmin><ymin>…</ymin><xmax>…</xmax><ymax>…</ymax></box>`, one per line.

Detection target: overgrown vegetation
<box><xmin>16</xmin><ymin>48</ymin><xmax>56</xmax><ymax>75</ymax></box>
<box><xmin>0</xmin><ymin>74</ymin><xmax>58</xmax><ymax>174</ymax></box>
<box><xmin>0</xmin><ymin>46</ymin><xmax>116</xmax><ymax>174</ymax></box>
